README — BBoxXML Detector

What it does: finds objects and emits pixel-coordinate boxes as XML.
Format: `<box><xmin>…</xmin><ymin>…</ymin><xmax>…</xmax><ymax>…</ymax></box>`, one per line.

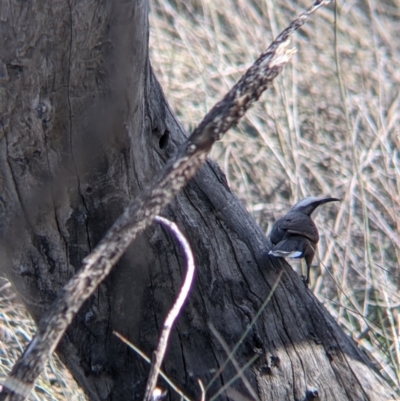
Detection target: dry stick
<box><xmin>143</xmin><ymin>216</ymin><xmax>195</xmax><ymax>401</ymax></box>
<box><xmin>206</xmin><ymin>270</ymin><xmax>284</xmax><ymax>391</ymax></box>
<box><xmin>0</xmin><ymin>1</ymin><xmax>330</xmax><ymax>400</ymax></box>
<box><xmin>208</xmin><ymin>355</ymin><xmax>260</xmax><ymax>401</ymax></box>
<box><xmin>209</xmin><ymin>324</ymin><xmax>260</xmax><ymax>401</ymax></box>
<box><xmin>198</xmin><ymin>379</ymin><xmax>206</xmax><ymax>401</ymax></box>
<box><xmin>113</xmin><ymin>332</ymin><xmax>191</xmax><ymax>401</ymax></box>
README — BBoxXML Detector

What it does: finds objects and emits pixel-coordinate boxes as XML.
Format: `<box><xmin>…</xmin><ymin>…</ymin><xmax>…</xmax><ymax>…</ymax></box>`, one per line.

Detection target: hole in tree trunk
<box><xmin>159</xmin><ymin>130</ymin><xmax>170</xmax><ymax>149</ymax></box>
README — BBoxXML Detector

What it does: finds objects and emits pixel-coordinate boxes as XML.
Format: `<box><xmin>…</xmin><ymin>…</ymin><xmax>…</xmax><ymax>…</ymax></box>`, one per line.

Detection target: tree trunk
<box><xmin>0</xmin><ymin>1</ymin><xmax>395</xmax><ymax>400</ymax></box>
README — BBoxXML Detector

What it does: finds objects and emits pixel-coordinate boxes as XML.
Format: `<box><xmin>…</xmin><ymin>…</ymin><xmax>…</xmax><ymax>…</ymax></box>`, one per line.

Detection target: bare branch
<box><xmin>0</xmin><ymin>1</ymin><xmax>331</xmax><ymax>399</ymax></box>
<box><xmin>144</xmin><ymin>216</ymin><xmax>195</xmax><ymax>401</ymax></box>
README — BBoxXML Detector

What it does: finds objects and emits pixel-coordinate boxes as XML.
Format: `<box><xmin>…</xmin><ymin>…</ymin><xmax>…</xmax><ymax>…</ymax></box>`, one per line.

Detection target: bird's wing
<box><xmin>269</xmin><ymin>236</ymin><xmax>305</xmax><ymax>258</ymax></box>
<box><xmin>269</xmin><ymin>216</ymin><xmax>287</xmax><ymax>245</ymax></box>
<box><xmin>278</xmin><ymin>213</ymin><xmax>320</xmax><ymax>243</ymax></box>
<box><xmin>269</xmin><ymin>235</ymin><xmax>316</xmax><ymax>267</ymax></box>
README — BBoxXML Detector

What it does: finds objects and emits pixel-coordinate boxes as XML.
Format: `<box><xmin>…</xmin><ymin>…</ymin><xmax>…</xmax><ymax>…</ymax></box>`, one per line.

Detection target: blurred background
<box><xmin>1</xmin><ymin>0</ymin><xmax>399</xmax><ymax>398</ymax></box>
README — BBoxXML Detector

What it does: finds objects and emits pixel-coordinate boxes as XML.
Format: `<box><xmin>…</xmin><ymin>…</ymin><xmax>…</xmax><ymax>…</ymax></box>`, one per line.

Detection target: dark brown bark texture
<box><xmin>0</xmin><ymin>1</ymin><xmax>395</xmax><ymax>400</ymax></box>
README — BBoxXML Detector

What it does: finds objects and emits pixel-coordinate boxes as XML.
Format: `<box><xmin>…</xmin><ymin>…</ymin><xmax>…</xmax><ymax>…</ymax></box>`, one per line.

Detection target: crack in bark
<box><xmin>66</xmin><ymin>0</ymin><xmax>92</xmax><ymax>253</ymax></box>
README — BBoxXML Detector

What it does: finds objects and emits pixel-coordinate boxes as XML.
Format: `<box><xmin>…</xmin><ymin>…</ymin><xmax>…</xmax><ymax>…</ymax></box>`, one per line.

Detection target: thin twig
<box><xmin>206</xmin><ymin>270</ymin><xmax>283</xmax><ymax>390</ymax></box>
<box><xmin>198</xmin><ymin>379</ymin><xmax>206</xmax><ymax>401</ymax></box>
<box><xmin>0</xmin><ymin>2</ymin><xmax>330</xmax><ymax>399</ymax></box>
<box><xmin>209</xmin><ymin>324</ymin><xmax>259</xmax><ymax>401</ymax></box>
<box><xmin>208</xmin><ymin>355</ymin><xmax>259</xmax><ymax>401</ymax></box>
<box><xmin>144</xmin><ymin>216</ymin><xmax>195</xmax><ymax>401</ymax></box>
<box><xmin>113</xmin><ymin>331</ymin><xmax>192</xmax><ymax>401</ymax></box>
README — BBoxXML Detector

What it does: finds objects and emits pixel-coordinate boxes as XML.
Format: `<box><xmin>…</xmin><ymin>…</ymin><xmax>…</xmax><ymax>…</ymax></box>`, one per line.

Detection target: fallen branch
<box><xmin>0</xmin><ymin>1</ymin><xmax>331</xmax><ymax>399</ymax></box>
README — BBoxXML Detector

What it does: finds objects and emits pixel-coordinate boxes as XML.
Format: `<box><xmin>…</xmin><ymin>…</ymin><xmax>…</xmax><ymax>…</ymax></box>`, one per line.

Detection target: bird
<box><xmin>268</xmin><ymin>196</ymin><xmax>340</xmax><ymax>285</ymax></box>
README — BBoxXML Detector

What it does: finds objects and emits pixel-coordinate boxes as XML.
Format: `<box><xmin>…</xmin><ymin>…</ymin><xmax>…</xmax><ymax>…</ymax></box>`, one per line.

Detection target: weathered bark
<box><xmin>0</xmin><ymin>1</ymin><xmax>395</xmax><ymax>400</ymax></box>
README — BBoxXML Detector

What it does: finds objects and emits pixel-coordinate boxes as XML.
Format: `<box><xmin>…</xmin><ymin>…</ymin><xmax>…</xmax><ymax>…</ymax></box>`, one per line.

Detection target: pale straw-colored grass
<box><xmin>150</xmin><ymin>0</ymin><xmax>400</xmax><ymax>393</ymax></box>
<box><xmin>0</xmin><ymin>278</ymin><xmax>86</xmax><ymax>400</ymax></box>
<box><xmin>1</xmin><ymin>0</ymin><xmax>399</xmax><ymax>398</ymax></box>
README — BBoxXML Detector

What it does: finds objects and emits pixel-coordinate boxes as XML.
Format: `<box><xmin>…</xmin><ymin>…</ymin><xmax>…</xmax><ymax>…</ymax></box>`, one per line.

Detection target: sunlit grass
<box><xmin>1</xmin><ymin>0</ymin><xmax>399</xmax><ymax>398</ymax></box>
<box><xmin>0</xmin><ymin>278</ymin><xmax>86</xmax><ymax>400</ymax></box>
<box><xmin>150</xmin><ymin>0</ymin><xmax>400</xmax><ymax>393</ymax></box>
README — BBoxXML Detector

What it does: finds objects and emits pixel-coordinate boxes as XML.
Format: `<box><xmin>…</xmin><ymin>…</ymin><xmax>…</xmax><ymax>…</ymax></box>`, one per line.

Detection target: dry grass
<box><xmin>0</xmin><ymin>277</ymin><xmax>86</xmax><ymax>400</ymax></box>
<box><xmin>1</xmin><ymin>0</ymin><xmax>399</xmax><ymax>398</ymax></box>
<box><xmin>150</xmin><ymin>0</ymin><xmax>400</xmax><ymax>393</ymax></box>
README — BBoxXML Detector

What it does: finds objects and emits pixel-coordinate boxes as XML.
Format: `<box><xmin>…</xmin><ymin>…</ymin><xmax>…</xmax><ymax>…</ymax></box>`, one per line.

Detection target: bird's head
<box><xmin>290</xmin><ymin>196</ymin><xmax>340</xmax><ymax>217</ymax></box>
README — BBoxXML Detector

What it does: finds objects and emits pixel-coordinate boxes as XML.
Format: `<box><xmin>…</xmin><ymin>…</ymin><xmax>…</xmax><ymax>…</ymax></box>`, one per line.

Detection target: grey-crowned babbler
<box><xmin>269</xmin><ymin>196</ymin><xmax>340</xmax><ymax>285</ymax></box>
